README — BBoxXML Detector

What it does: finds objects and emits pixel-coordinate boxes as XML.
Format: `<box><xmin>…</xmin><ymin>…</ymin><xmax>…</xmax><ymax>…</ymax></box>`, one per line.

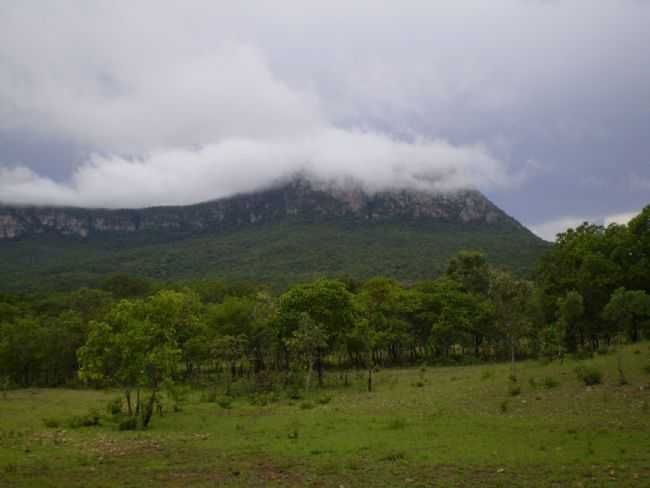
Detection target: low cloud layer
<box><xmin>531</xmin><ymin>210</ymin><xmax>640</xmax><ymax>242</ymax></box>
<box><xmin>1</xmin><ymin>1</ymin><xmax>649</xmax><ymax>222</ymax></box>
<box><xmin>0</xmin><ymin>130</ymin><xmax>508</xmax><ymax>208</ymax></box>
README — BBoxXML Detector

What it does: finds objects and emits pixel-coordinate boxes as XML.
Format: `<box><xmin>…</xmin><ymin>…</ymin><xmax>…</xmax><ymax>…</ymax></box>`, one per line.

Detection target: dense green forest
<box><xmin>1</xmin><ymin>205</ymin><xmax>649</xmax><ymax>429</ymax></box>
<box><xmin>0</xmin><ymin>220</ymin><xmax>547</xmax><ymax>292</ymax></box>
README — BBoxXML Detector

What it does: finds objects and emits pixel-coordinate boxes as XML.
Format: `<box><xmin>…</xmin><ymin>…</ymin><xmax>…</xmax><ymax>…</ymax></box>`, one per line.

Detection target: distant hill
<box><xmin>0</xmin><ymin>176</ymin><xmax>549</xmax><ymax>291</ymax></box>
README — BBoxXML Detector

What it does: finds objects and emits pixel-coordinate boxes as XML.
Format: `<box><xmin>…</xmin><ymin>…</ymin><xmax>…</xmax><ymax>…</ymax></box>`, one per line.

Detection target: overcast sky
<box><xmin>1</xmin><ymin>1</ymin><xmax>649</xmax><ymax>240</ymax></box>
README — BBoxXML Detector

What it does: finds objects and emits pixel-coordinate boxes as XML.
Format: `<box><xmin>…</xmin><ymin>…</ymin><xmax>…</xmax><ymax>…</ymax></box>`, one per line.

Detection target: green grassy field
<box><xmin>1</xmin><ymin>345</ymin><xmax>649</xmax><ymax>487</ymax></box>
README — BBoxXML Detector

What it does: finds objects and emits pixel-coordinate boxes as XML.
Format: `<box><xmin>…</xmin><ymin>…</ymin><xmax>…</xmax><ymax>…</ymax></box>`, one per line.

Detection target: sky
<box><xmin>0</xmin><ymin>1</ymin><xmax>649</xmax><ymax>241</ymax></box>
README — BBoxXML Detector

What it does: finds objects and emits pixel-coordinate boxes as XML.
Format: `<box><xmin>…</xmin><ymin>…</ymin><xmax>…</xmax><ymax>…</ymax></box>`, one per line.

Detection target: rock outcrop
<box><xmin>0</xmin><ymin>177</ymin><xmax>518</xmax><ymax>240</ymax></box>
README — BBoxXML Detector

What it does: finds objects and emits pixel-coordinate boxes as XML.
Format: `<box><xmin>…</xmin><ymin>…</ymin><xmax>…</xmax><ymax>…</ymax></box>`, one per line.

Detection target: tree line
<box><xmin>1</xmin><ymin>205</ymin><xmax>649</xmax><ymax>423</ymax></box>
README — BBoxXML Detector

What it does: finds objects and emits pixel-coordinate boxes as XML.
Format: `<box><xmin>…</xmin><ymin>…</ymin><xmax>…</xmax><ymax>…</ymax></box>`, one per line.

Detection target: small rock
<box><xmin>497</xmin><ymin>468</ymin><xmax>505</xmax><ymax>473</ymax></box>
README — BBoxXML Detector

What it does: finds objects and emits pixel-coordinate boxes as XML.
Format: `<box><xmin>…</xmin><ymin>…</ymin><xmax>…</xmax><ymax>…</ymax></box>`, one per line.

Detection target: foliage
<box><xmin>575</xmin><ymin>366</ymin><xmax>603</xmax><ymax>386</ymax></box>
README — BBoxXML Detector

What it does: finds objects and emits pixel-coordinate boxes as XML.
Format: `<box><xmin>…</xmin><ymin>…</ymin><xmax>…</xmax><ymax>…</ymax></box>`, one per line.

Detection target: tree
<box><xmin>276</xmin><ymin>279</ymin><xmax>356</xmax><ymax>386</ymax></box>
<box><xmin>603</xmin><ymin>287</ymin><xmax>650</xmax><ymax>342</ymax></box>
<box><xmin>77</xmin><ymin>298</ymin><xmax>181</xmax><ymax>427</ymax></box>
<box><xmin>284</xmin><ymin>313</ymin><xmax>328</xmax><ymax>392</ymax></box>
<box><xmin>556</xmin><ymin>290</ymin><xmax>584</xmax><ymax>353</ymax></box>
<box><xmin>489</xmin><ymin>271</ymin><xmax>533</xmax><ymax>381</ymax></box>
<box><xmin>357</xmin><ymin>277</ymin><xmax>410</xmax><ymax>365</ymax></box>
<box><xmin>446</xmin><ymin>251</ymin><xmax>490</xmax><ymax>296</ymax></box>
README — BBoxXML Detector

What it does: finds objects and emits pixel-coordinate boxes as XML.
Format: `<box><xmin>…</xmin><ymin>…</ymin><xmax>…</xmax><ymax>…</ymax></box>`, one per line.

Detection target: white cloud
<box><xmin>530</xmin><ymin>216</ymin><xmax>591</xmax><ymax>242</ymax></box>
<box><xmin>0</xmin><ymin>130</ymin><xmax>509</xmax><ymax>208</ymax></box>
<box><xmin>1</xmin><ymin>1</ymin><xmax>649</xmax><ymax>209</ymax></box>
<box><xmin>603</xmin><ymin>211</ymin><xmax>638</xmax><ymax>226</ymax></box>
<box><xmin>531</xmin><ymin>209</ymin><xmax>641</xmax><ymax>241</ymax></box>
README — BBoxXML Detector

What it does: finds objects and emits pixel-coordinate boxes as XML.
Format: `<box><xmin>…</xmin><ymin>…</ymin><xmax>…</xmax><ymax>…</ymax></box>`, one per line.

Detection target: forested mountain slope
<box><xmin>0</xmin><ymin>176</ymin><xmax>548</xmax><ymax>291</ymax></box>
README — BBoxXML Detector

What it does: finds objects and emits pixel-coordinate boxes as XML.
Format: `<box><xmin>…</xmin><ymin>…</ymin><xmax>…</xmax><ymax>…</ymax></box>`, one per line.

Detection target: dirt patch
<box><xmin>80</xmin><ymin>435</ymin><xmax>164</xmax><ymax>458</ymax></box>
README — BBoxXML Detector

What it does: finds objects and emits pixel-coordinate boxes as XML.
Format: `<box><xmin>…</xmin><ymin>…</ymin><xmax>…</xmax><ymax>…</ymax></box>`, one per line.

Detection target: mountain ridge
<box><xmin>0</xmin><ymin>176</ymin><xmax>529</xmax><ymax>240</ymax></box>
<box><xmin>0</xmin><ymin>176</ymin><xmax>548</xmax><ymax>291</ymax></box>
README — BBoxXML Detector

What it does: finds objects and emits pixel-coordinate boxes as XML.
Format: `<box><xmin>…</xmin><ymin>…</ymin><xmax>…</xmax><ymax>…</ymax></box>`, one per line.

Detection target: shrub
<box><xmin>597</xmin><ymin>345</ymin><xmax>611</xmax><ymax>356</ymax></box>
<box><xmin>542</xmin><ymin>376</ymin><xmax>559</xmax><ymax>389</ymax></box>
<box><xmin>316</xmin><ymin>395</ymin><xmax>332</xmax><ymax>405</ymax></box>
<box><xmin>42</xmin><ymin>418</ymin><xmax>61</xmax><ymax>429</ymax></box>
<box><xmin>299</xmin><ymin>401</ymin><xmax>314</xmax><ymax>410</ymax></box>
<box><xmin>118</xmin><ymin>417</ymin><xmax>137</xmax><ymax>431</ymax></box>
<box><xmin>573</xmin><ymin>350</ymin><xmax>594</xmax><ymax>360</ymax></box>
<box><xmin>380</xmin><ymin>450</ymin><xmax>406</xmax><ymax>462</ymax></box>
<box><xmin>216</xmin><ymin>396</ymin><xmax>233</xmax><ymax>409</ymax></box>
<box><xmin>643</xmin><ymin>364</ymin><xmax>650</xmax><ymax>375</ymax></box>
<box><xmin>528</xmin><ymin>377</ymin><xmax>537</xmax><ymax>389</ymax></box>
<box><xmin>287</xmin><ymin>386</ymin><xmax>302</xmax><ymax>400</ymax></box>
<box><xmin>500</xmin><ymin>400</ymin><xmax>509</xmax><ymax>413</ymax></box>
<box><xmin>387</xmin><ymin>418</ymin><xmax>407</xmax><ymax>430</ymax></box>
<box><xmin>67</xmin><ymin>408</ymin><xmax>101</xmax><ymax>428</ymax></box>
<box><xmin>414</xmin><ymin>381</ymin><xmax>425</xmax><ymax>388</ymax></box>
<box><xmin>203</xmin><ymin>389</ymin><xmax>218</xmax><ymax>403</ymax></box>
<box><xmin>107</xmin><ymin>397</ymin><xmax>123</xmax><ymax>416</ymax></box>
<box><xmin>508</xmin><ymin>384</ymin><xmax>521</xmax><ymax>396</ymax></box>
<box><xmin>575</xmin><ymin>366</ymin><xmax>603</xmax><ymax>386</ymax></box>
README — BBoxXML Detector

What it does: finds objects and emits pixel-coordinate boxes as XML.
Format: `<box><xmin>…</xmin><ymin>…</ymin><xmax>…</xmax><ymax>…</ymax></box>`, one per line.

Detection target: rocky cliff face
<box><xmin>0</xmin><ymin>177</ymin><xmax>519</xmax><ymax>240</ymax></box>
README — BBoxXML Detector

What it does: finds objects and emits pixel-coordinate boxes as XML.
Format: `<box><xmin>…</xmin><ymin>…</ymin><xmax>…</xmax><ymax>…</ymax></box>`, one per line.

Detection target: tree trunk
<box><xmin>316</xmin><ymin>348</ymin><xmax>324</xmax><ymax>387</ymax></box>
<box><xmin>125</xmin><ymin>390</ymin><xmax>133</xmax><ymax>417</ymax></box>
<box><xmin>367</xmin><ymin>367</ymin><xmax>372</xmax><ymax>392</ymax></box>
<box><xmin>142</xmin><ymin>390</ymin><xmax>156</xmax><ymax>428</ymax></box>
<box><xmin>305</xmin><ymin>359</ymin><xmax>313</xmax><ymax>392</ymax></box>
<box><xmin>510</xmin><ymin>338</ymin><xmax>517</xmax><ymax>381</ymax></box>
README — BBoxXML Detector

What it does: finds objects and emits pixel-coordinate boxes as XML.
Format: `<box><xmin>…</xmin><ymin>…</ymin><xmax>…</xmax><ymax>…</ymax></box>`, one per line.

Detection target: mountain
<box><xmin>0</xmin><ymin>176</ymin><xmax>548</xmax><ymax>291</ymax></box>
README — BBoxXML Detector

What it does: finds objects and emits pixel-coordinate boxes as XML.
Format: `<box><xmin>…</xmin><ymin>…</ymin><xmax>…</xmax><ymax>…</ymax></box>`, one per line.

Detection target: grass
<box><xmin>1</xmin><ymin>344</ymin><xmax>649</xmax><ymax>487</ymax></box>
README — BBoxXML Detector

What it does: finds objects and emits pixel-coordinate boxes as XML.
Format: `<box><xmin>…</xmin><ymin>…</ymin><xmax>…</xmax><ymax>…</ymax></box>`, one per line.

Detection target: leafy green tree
<box><xmin>285</xmin><ymin>313</ymin><xmax>328</xmax><ymax>392</ymax></box>
<box><xmin>446</xmin><ymin>251</ymin><xmax>490</xmax><ymax>296</ymax></box>
<box><xmin>276</xmin><ymin>279</ymin><xmax>356</xmax><ymax>386</ymax></box>
<box><xmin>357</xmin><ymin>277</ymin><xmax>410</xmax><ymax>365</ymax></box>
<box><xmin>603</xmin><ymin>287</ymin><xmax>650</xmax><ymax>342</ymax></box>
<box><xmin>489</xmin><ymin>271</ymin><xmax>533</xmax><ymax>380</ymax></box>
<box><xmin>78</xmin><ymin>298</ymin><xmax>181</xmax><ymax>427</ymax></box>
<box><xmin>556</xmin><ymin>290</ymin><xmax>584</xmax><ymax>353</ymax></box>
<box><xmin>0</xmin><ymin>317</ymin><xmax>45</xmax><ymax>386</ymax></box>
<box><xmin>211</xmin><ymin>334</ymin><xmax>248</xmax><ymax>394</ymax></box>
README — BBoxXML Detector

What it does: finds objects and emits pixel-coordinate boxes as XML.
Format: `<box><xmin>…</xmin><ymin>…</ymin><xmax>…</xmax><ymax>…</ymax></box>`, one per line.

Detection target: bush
<box><xmin>573</xmin><ymin>350</ymin><xmax>594</xmax><ymax>360</ymax></box>
<box><xmin>107</xmin><ymin>397</ymin><xmax>123</xmax><ymax>416</ymax></box>
<box><xmin>542</xmin><ymin>376</ymin><xmax>559</xmax><ymax>389</ymax></box>
<box><xmin>500</xmin><ymin>399</ymin><xmax>509</xmax><ymax>413</ymax></box>
<box><xmin>597</xmin><ymin>345</ymin><xmax>611</xmax><ymax>356</ymax></box>
<box><xmin>316</xmin><ymin>395</ymin><xmax>332</xmax><ymax>405</ymax></box>
<box><xmin>216</xmin><ymin>396</ymin><xmax>233</xmax><ymax>409</ymax></box>
<box><xmin>67</xmin><ymin>408</ymin><xmax>101</xmax><ymax>428</ymax></box>
<box><xmin>249</xmin><ymin>392</ymin><xmax>275</xmax><ymax>406</ymax></box>
<box><xmin>118</xmin><ymin>417</ymin><xmax>137</xmax><ymax>431</ymax></box>
<box><xmin>286</xmin><ymin>385</ymin><xmax>302</xmax><ymax>400</ymax></box>
<box><xmin>42</xmin><ymin>418</ymin><xmax>61</xmax><ymax>429</ymax></box>
<box><xmin>575</xmin><ymin>366</ymin><xmax>603</xmax><ymax>386</ymax></box>
<box><xmin>643</xmin><ymin>364</ymin><xmax>650</xmax><ymax>375</ymax></box>
<box><xmin>202</xmin><ymin>389</ymin><xmax>218</xmax><ymax>403</ymax></box>
<box><xmin>508</xmin><ymin>384</ymin><xmax>521</xmax><ymax>396</ymax></box>
<box><xmin>387</xmin><ymin>418</ymin><xmax>407</xmax><ymax>430</ymax></box>
<box><xmin>299</xmin><ymin>401</ymin><xmax>314</xmax><ymax>410</ymax></box>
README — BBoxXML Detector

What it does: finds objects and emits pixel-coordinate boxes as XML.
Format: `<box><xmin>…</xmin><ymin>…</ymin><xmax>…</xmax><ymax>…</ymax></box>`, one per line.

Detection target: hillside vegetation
<box><xmin>0</xmin><ymin>177</ymin><xmax>547</xmax><ymax>291</ymax></box>
<box><xmin>0</xmin><ymin>219</ymin><xmax>546</xmax><ymax>292</ymax></box>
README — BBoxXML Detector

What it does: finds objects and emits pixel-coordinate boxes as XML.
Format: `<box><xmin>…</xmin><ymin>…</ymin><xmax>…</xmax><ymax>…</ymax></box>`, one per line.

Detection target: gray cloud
<box><xmin>0</xmin><ymin>1</ymin><xmax>649</xmax><ymax>222</ymax></box>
